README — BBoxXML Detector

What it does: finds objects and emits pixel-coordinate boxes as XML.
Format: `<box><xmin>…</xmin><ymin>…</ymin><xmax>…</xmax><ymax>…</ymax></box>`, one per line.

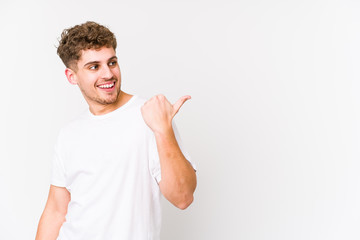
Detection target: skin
<box><xmin>65</xmin><ymin>47</ymin><xmax>132</xmax><ymax>115</ymax></box>
<box><xmin>141</xmin><ymin>94</ymin><xmax>197</xmax><ymax>209</ymax></box>
<box><xmin>35</xmin><ymin>185</ymin><xmax>70</xmax><ymax>239</ymax></box>
<box><xmin>36</xmin><ymin>46</ymin><xmax>196</xmax><ymax>239</ymax></box>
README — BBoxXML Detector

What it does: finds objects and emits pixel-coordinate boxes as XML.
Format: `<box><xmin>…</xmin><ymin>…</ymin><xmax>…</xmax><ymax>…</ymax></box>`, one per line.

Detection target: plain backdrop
<box><xmin>1</xmin><ymin>0</ymin><xmax>360</xmax><ymax>239</ymax></box>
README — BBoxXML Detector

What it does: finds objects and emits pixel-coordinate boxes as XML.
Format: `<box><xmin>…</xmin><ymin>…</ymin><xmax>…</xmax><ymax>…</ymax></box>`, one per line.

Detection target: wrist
<box><xmin>153</xmin><ymin>124</ymin><xmax>174</xmax><ymax>138</ymax></box>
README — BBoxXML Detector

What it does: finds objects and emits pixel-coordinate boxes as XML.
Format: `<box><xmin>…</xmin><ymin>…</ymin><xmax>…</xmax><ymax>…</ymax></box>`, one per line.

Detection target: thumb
<box><xmin>172</xmin><ymin>95</ymin><xmax>191</xmax><ymax>116</ymax></box>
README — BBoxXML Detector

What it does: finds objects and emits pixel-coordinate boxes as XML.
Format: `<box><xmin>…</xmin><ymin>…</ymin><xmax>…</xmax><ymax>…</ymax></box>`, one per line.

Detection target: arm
<box><xmin>155</xmin><ymin>128</ymin><xmax>197</xmax><ymax>209</ymax></box>
<box><xmin>141</xmin><ymin>94</ymin><xmax>197</xmax><ymax>210</ymax></box>
<box><xmin>35</xmin><ymin>185</ymin><xmax>70</xmax><ymax>240</ymax></box>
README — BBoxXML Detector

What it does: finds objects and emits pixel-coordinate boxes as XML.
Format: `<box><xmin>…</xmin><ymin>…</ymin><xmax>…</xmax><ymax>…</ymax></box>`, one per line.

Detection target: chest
<box><xmin>61</xmin><ymin>116</ymin><xmax>152</xmax><ymax>187</ymax></box>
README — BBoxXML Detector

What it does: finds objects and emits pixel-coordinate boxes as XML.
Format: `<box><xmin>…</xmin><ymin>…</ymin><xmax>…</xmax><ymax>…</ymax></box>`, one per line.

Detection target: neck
<box><xmin>88</xmin><ymin>91</ymin><xmax>133</xmax><ymax>116</ymax></box>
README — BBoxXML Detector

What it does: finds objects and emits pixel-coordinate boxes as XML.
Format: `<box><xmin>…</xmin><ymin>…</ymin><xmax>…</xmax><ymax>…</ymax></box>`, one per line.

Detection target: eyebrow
<box><xmin>83</xmin><ymin>56</ymin><xmax>118</xmax><ymax>68</ymax></box>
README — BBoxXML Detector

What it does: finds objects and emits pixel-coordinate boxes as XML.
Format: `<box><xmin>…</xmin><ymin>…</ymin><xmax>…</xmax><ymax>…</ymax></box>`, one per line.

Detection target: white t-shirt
<box><xmin>51</xmin><ymin>95</ymin><xmax>194</xmax><ymax>240</ymax></box>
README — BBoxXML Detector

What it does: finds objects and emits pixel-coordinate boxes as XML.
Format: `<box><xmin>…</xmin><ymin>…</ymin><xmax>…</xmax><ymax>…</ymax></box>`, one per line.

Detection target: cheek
<box><xmin>78</xmin><ymin>74</ymin><xmax>98</xmax><ymax>89</ymax></box>
<box><xmin>113</xmin><ymin>67</ymin><xmax>121</xmax><ymax>77</ymax></box>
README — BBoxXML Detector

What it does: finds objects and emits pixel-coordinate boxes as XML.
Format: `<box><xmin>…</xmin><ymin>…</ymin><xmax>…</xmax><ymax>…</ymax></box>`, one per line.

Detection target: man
<box><xmin>35</xmin><ymin>21</ymin><xmax>197</xmax><ymax>240</ymax></box>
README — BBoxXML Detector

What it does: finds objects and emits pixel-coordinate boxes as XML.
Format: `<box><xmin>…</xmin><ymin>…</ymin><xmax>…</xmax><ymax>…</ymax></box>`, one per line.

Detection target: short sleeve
<box><xmin>149</xmin><ymin>121</ymin><xmax>197</xmax><ymax>184</ymax></box>
<box><xmin>50</xmin><ymin>138</ymin><xmax>67</xmax><ymax>187</ymax></box>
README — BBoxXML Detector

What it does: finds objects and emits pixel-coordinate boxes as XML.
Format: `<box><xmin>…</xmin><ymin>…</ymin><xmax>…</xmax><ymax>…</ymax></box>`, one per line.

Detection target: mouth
<box><xmin>97</xmin><ymin>81</ymin><xmax>116</xmax><ymax>92</ymax></box>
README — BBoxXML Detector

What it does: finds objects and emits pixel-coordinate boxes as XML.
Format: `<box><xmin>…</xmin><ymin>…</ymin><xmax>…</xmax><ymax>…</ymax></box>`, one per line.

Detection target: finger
<box><xmin>172</xmin><ymin>95</ymin><xmax>191</xmax><ymax>116</ymax></box>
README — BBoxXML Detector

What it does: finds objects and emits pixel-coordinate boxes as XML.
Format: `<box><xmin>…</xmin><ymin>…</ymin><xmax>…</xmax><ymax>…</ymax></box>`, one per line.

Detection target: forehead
<box><xmin>78</xmin><ymin>47</ymin><xmax>116</xmax><ymax>63</ymax></box>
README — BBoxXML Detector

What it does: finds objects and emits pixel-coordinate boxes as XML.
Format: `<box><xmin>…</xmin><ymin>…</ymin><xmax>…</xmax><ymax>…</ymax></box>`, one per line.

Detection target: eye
<box><xmin>89</xmin><ymin>65</ymin><xmax>98</xmax><ymax>70</ymax></box>
<box><xmin>109</xmin><ymin>61</ymin><xmax>117</xmax><ymax>67</ymax></box>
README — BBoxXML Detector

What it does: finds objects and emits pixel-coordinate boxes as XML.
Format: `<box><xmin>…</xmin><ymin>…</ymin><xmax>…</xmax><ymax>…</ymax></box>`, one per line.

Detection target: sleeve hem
<box><xmin>50</xmin><ymin>181</ymin><xmax>67</xmax><ymax>188</ymax></box>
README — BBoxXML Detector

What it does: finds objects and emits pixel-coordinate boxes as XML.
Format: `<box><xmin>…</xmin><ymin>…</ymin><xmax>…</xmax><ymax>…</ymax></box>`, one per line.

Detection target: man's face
<box><xmin>68</xmin><ymin>47</ymin><xmax>121</xmax><ymax>107</ymax></box>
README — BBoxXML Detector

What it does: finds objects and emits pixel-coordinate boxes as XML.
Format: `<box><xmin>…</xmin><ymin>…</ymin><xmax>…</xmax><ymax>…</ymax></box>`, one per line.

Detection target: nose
<box><xmin>101</xmin><ymin>65</ymin><xmax>114</xmax><ymax>80</ymax></box>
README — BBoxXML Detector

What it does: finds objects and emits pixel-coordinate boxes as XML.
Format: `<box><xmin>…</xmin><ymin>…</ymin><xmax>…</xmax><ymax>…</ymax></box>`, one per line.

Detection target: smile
<box><xmin>98</xmin><ymin>83</ymin><xmax>115</xmax><ymax>89</ymax></box>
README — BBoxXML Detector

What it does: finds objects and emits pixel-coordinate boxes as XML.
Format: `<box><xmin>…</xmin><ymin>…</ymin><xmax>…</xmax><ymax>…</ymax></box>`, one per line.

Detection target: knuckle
<box><xmin>157</xmin><ymin>94</ymin><xmax>165</xmax><ymax>99</ymax></box>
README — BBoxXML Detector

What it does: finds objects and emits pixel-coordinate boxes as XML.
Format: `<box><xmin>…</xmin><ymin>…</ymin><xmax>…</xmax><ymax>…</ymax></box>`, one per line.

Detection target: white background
<box><xmin>1</xmin><ymin>0</ymin><xmax>360</xmax><ymax>239</ymax></box>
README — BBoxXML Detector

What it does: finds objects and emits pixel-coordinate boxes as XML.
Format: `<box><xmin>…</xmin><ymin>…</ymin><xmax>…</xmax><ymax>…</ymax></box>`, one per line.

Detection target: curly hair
<box><xmin>57</xmin><ymin>21</ymin><xmax>117</xmax><ymax>70</ymax></box>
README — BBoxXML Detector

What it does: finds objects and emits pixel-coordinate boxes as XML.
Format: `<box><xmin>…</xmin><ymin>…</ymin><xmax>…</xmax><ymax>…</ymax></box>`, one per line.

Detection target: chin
<box><xmin>103</xmin><ymin>93</ymin><xmax>121</xmax><ymax>104</ymax></box>
<box><xmin>101</xmin><ymin>97</ymin><xmax>118</xmax><ymax>105</ymax></box>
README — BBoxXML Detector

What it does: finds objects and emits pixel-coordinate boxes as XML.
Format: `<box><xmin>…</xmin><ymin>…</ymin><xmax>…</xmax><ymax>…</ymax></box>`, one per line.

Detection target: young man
<box><xmin>36</xmin><ymin>21</ymin><xmax>197</xmax><ymax>240</ymax></box>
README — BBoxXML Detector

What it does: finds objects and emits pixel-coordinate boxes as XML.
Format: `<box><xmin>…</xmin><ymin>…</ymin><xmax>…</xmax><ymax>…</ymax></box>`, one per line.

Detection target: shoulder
<box><xmin>131</xmin><ymin>95</ymin><xmax>148</xmax><ymax>107</ymax></box>
<box><xmin>56</xmin><ymin>109</ymin><xmax>89</xmax><ymax>140</ymax></box>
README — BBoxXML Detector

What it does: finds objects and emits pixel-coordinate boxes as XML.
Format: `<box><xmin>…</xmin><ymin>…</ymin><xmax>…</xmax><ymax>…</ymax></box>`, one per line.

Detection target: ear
<box><xmin>65</xmin><ymin>68</ymin><xmax>78</xmax><ymax>85</ymax></box>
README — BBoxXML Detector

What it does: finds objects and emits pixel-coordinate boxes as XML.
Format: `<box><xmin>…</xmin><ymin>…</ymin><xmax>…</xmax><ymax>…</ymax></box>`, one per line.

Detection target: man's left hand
<box><xmin>141</xmin><ymin>94</ymin><xmax>191</xmax><ymax>134</ymax></box>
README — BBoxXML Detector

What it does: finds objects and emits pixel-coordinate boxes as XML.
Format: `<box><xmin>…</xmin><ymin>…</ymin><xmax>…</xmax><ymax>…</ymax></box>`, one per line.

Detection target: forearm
<box><xmin>155</xmin><ymin>127</ymin><xmax>197</xmax><ymax>209</ymax></box>
<box><xmin>35</xmin><ymin>209</ymin><xmax>66</xmax><ymax>240</ymax></box>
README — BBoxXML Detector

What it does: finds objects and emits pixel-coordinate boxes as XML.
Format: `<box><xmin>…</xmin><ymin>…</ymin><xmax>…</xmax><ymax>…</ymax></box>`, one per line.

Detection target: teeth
<box><xmin>98</xmin><ymin>83</ymin><xmax>114</xmax><ymax>89</ymax></box>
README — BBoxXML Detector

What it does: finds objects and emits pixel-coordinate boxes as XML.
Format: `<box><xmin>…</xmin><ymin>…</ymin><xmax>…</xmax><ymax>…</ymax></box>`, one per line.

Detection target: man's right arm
<box><xmin>35</xmin><ymin>185</ymin><xmax>70</xmax><ymax>240</ymax></box>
